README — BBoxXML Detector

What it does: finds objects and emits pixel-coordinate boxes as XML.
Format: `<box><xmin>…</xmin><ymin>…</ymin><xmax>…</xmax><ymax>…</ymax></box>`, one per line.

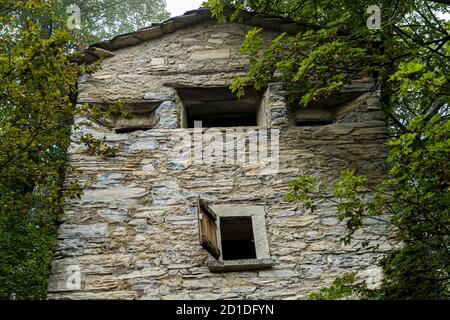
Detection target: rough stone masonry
<box><xmin>47</xmin><ymin>9</ymin><xmax>393</xmax><ymax>299</ymax></box>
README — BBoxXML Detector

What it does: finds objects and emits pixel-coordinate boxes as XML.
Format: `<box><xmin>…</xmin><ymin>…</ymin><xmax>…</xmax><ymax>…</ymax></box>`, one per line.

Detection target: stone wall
<box><xmin>77</xmin><ymin>22</ymin><xmax>278</xmax><ymax>103</ymax></box>
<box><xmin>47</xmin><ymin>21</ymin><xmax>392</xmax><ymax>300</ymax></box>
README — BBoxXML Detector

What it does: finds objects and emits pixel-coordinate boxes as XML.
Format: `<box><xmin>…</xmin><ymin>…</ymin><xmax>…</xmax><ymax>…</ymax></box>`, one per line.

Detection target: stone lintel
<box><xmin>78</xmin><ymin>100</ymin><xmax>163</xmax><ymax>115</ymax></box>
<box><xmin>208</xmin><ymin>258</ymin><xmax>275</xmax><ymax>273</ymax></box>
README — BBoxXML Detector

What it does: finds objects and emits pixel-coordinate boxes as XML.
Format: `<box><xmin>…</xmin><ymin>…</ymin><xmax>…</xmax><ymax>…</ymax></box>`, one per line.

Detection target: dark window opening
<box><xmin>188</xmin><ymin>113</ymin><xmax>257</xmax><ymax>128</ymax></box>
<box><xmin>220</xmin><ymin>217</ymin><xmax>256</xmax><ymax>260</ymax></box>
<box><xmin>176</xmin><ymin>86</ymin><xmax>263</xmax><ymax>128</ymax></box>
<box><xmin>296</xmin><ymin>119</ymin><xmax>334</xmax><ymax>127</ymax></box>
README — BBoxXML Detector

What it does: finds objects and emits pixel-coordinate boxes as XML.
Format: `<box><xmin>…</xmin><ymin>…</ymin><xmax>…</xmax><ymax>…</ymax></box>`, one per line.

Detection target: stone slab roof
<box><xmin>75</xmin><ymin>7</ymin><xmax>317</xmax><ymax>64</ymax></box>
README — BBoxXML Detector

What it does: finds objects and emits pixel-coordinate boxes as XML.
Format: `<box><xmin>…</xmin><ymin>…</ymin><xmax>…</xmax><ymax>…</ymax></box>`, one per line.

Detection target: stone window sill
<box><xmin>207</xmin><ymin>258</ymin><xmax>275</xmax><ymax>273</ymax></box>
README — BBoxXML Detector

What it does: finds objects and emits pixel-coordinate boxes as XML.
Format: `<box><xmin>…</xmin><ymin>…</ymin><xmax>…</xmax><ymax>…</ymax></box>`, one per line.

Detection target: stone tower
<box><xmin>48</xmin><ymin>9</ymin><xmax>391</xmax><ymax>299</ymax></box>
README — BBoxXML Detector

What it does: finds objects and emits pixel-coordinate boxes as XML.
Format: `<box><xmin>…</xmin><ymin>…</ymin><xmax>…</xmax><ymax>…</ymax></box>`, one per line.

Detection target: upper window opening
<box><xmin>220</xmin><ymin>217</ymin><xmax>256</xmax><ymax>261</ymax></box>
<box><xmin>176</xmin><ymin>86</ymin><xmax>264</xmax><ymax>128</ymax></box>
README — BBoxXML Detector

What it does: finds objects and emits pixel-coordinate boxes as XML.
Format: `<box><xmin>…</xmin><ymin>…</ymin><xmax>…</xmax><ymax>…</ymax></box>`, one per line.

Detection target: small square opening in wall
<box><xmin>220</xmin><ymin>217</ymin><xmax>257</xmax><ymax>260</ymax></box>
<box><xmin>197</xmin><ymin>200</ymin><xmax>275</xmax><ymax>272</ymax></box>
<box><xmin>176</xmin><ymin>86</ymin><xmax>265</xmax><ymax>128</ymax></box>
<box><xmin>289</xmin><ymin>85</ymin><xmax>374</xmax><ymax>127</ymax></box>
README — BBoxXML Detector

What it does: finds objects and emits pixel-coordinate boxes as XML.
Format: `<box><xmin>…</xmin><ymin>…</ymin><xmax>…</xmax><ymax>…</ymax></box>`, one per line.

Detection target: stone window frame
<box><xmin>206</xmin><ymin>204</ymin><xmax>275</xmax><ymax>272</ymax></box>
<box><xmin>173</xmin><ymin>85</ymin><xmax>270</xmax><ymax>129</ymax></box>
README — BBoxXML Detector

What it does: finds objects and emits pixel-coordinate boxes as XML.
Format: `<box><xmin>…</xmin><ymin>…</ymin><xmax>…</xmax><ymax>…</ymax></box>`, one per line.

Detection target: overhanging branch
<box><xmin>427</xmin><ymin>0</ymin><xmax>450</xmax><ymax>5</ymax></box>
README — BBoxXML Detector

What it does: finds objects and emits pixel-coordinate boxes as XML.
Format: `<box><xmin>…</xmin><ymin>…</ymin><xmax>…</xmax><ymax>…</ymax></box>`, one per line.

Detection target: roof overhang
<box><xmin>73</xmin><ymin>7</ymin><xmax>317</xmax><ymax>64</ymax></box>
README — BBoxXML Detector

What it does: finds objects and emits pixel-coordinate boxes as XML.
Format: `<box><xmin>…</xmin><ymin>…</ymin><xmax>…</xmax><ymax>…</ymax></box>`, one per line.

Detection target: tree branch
<box><xmin>427</xmin><ymin>0</ymin><xmax>450</xmax><ymax>5</ymax></box>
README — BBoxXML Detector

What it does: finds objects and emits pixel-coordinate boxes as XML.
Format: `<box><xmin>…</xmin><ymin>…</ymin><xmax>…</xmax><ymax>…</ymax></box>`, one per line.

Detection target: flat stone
<box><xmin>135</xmin><ymin>130</ymin><xmax>168</xmax><ymax>138</ymax></box>
<box><xmin>133</xmin><ymin>26</ymin><xmax>163</xmax><ymax>41</ymax></box>
<box><xmin>182</xmin><ymin>37</ymin><xmax>198</xmax><ymax>43</ymax></box>
<box><xmin>303</xmin><ymin>231</ymin><xmax>323</xmax><ymax>240</ymax></box>
<box><xmin>156</xmin><ymin>101</ymin><xmax>178</xmax><ymax>128</ymax></box>
<box><xmin>284</xmin><ymin>241</ymin><xmax>308</xmax><ymax>249</ymax></box>
<box><xmin>119</xmin><ymin>268</ymin><xmax>167</xmax><ymax>279</ymax></box>
<box><xmin>153</xmin><ymin>192</ymin><xmax>187</xmax><ymax>206</ymax></box>
<box><xmin>78</xmin><ymin>187</ymin><xmax>146</xmax><ymax>204</ymax></box>
<box><xmin>309</xmin><ymin>241</ymin><xmax>339</xmax><ymax>251</ymax></box>
<box><xmin>151</xmin><ymin>57</ymin><xmax>166</xmax><ymax>66</ymax></box>
<box><xmin>208</xmin><ymin>259</ymin><xmax>275</xmax><ymax>272</ymax></box>
<box><xmin>156</xmin><ymin>100</ymin><xmax>176</xmax><ymax>112</ymax></box>
<box><xmin>301</xmin><ymin>254</ymin><xmax>326</xmax><ymax>264</ymax></box>
<box><xmin>172</xmin><ymin>14</ymin><xmax>203</xmax><ymax>26</ymax></box>
<box><xmin>210</xmin><ymin>32</ymin><xmax>229</xmax><ymax>38</ymax></box>
<box><xmin>208</xmin><ymin>38</ymin><xmax>224</xmax><ymax>44</ymax></box>
<box><xmin>54</xmin><ymin>238</ymin><xmax>85</xmax><ymax>257</ymax></box>
<box><xmin>297</xmin><ymin>265</ymin><xmax>323</xmax><ymax>279</ymax></box>
<box><xmin>352</xmin><ymin>127</ymin><xmax>388</xmax><ymax>135</ymax></box>
<box><xmin>134</xmin><ymin>234</ymin><xmax>146</xmax><ymax>241</ymax></box>
<box><xmin>367</xmin><ymin>97</ymin><xmax>381</xmax><ymax>110</ymax></box>
<box><xmin>78</xmin><ymin>74</ymin><xmax>91</xmax><ymax>84</ymax></box>
<box><xmin>110</xmin><ymin>34</ymin><xmax>141</xmax><ymax>50</ymax></box>
<box><xmin>48</xmin><ymin>290</ymin><xmax>139</xmax><ymax>300</ymax></box>
<box><xmin>192</xmin><ymin>75</ymin><xmax>209</xmax><ymax>85</ymax></box>
<box><xmin>164</xmin><ymin>215</ymin><xmax>196</xmax><ymax>224</ymax></box>
<box><xmin>142</xmin><ymin>163</ymin><xmax>156</xmax><ymax>172</ymax></box>
<box><xmin>97</xmin><ymin>209</ymin><xmax>129</xmax><ymax>221</ymax></box>
<box><xmin>190</xmin><ymin>49</ymin><xmax>231</xmax><ymax>60</ymax></box>
<box><xmin>321</xmin><ymin>217</ymin><xmax>341</xmax><ymax>226</ymax></box>
<box><xmin>182</xmin><ymin>279</ymin><xmax>214</xmax><ymax>289</ymax></box>
<box><xmin>327</xmin><ymin>255</ymin><xmax>359</xmax><ymax>268</ymax></box>
<box><xmin>128</xmin><ymin>219</ymin><xmax>147</xmax><ymax>226</ymax></box>
<box><xmin>135</xmin><ymin>225</ymin><xmax>160</xmax><ymax>234</ymax></box>
<box><xmin>92</xmin><ymin>73</ymin><xmax>112</xmax><ymax>80</ymax></box>
<box><xmin>330</xmin><ymin>125</ymin><xmax>354</xmax><ymax>135</ymax></box>
<box><xmin>124</xmin><ymin>140</ymin><xmax>159</xmax><ymax>153</ymax></box>
<box><xmin>277</xmin><ymin>215</ymin><xmax>316</xmax><ymax>227</ymax></box>
<box><xmin>270</xmin><ymin>107</ymin><xmax>289</xmax><ymax>125</ymax></box>
<box><xmin>273</xmin><ymin>210</ymin><xmax>296</xmax><ymax>217</ymax></box>
<box><xmin>143</xmin><ymin>92</ymin><xmax>176</xmax><ymax>101</ymax></box>
<box><xmin>161</xmin><ymin>21</ymin><xmax>177</xmax><ymax>34</ymax></box>
<box><xmin>59</xmin><ymin>223</ymin><xmax>107</xmax><ymax>239</ymax></box>
<box><xmin>187</xmin><ymin>45</ymin><xmax>205</xmax><ymax>51</ymax></box>
<box><xmin>104</xmin><ymin>133</ymin><xmax>129</xmax><ymax>142</ymax></box>
<box><xmin>259</xmin><ymin>269</ymin><xmax>297</xmax><ymax>278</ymax></box>
<box><xmin>94</xmin><ymin>172</ymin><xmax>125</xmax><ymax>186</ymax></box>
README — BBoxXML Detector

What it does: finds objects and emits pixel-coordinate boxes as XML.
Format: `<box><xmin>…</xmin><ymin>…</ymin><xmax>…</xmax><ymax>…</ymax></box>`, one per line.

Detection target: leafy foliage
<box><xmin>2</xmin><ymin>1</ymin><xmax>170</xmax><ymax>47</ymax></box>
<box><xmin>0</xmin><ymin>0</ymin><xmax>166</xmax><ymax>299</ymax></box>
<box><xmin>208</xmin><ymin>0</ymin><xmax>450</xmax><ymax>299</ymax></box>
<box><xmin>80</xmin><ymin>133</ymin><xmax>119</xmax><ymax>157</ymax></box>
<box><xmin>286</xmin><ymin>115</ymin><xmax>450</xmax><ymax>299</ymax></box>
<box><xmin>62</xmin><ymin>0</ymin><xmax>170</xmax><ymax>47</ymax></box>
<box><xmin>0</xmin><ymin>0</ymin><xmax>79</xmax><ymax>300</ymax></box>
<box><xmin>308</xmin><ymin>273</ymin><xmax>361</xmax><ymax>300</ymax></box>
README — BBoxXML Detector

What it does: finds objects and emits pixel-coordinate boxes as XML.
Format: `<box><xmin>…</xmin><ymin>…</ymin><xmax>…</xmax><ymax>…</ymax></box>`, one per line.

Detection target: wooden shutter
<box><xmin>197</xmin><ymin>199</ymin><xmax>221</xmax><ymax>260</ymax></box>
